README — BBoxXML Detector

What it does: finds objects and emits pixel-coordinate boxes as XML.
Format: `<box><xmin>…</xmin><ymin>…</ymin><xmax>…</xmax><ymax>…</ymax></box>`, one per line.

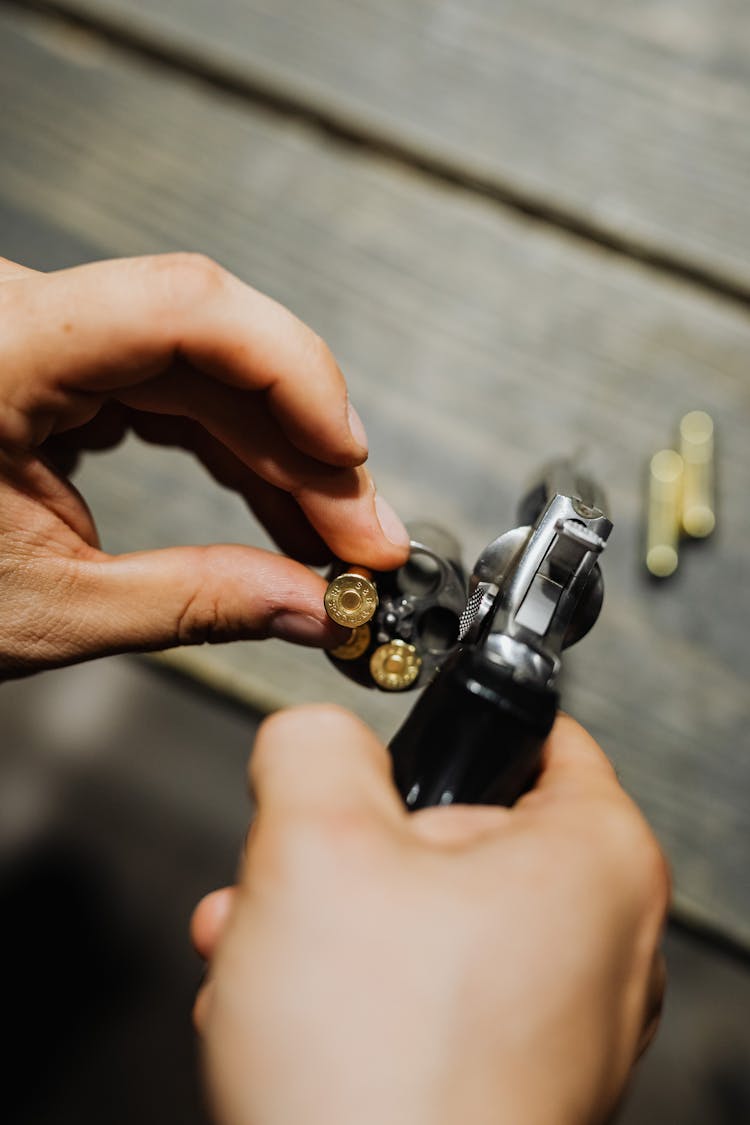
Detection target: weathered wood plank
<box><xmin>1</xmin><ymin>8</ymin><xmax>749</xmax><ymax>946</ymax></box>
<box><xmin>30</xmin><ymin>0</ymin><xmax>750</xmax><ymax>296</ymax></box>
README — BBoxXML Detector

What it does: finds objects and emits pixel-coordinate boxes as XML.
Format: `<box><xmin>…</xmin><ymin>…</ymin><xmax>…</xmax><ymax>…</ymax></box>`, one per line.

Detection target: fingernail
<box><xmin>347</xmin><ymin>400</ymin><xmax>369</xmax><ymax>453</ymax></box>
<box><xmin>270</xmin><ymin>612</ymin><xmax>337</xmax><ymax>647</ymax></box>
<box><xmin>375</xmin><ymin>493</ymin><xmax>410</xmax><ymax>549</ymax></box>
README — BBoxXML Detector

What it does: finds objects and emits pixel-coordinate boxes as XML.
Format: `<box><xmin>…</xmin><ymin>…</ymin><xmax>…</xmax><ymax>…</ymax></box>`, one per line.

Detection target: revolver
<box><xmin>325</xmin><ymin>461</ymin><xmax>613</xmax><ymax>809</ymax></box>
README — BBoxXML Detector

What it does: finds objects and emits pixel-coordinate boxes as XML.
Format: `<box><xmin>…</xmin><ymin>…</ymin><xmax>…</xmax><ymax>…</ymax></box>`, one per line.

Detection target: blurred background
<box><xmin>1</xmin><ymin>1</ymin><xmax>749</xmax><ymax>1121</ymax></box>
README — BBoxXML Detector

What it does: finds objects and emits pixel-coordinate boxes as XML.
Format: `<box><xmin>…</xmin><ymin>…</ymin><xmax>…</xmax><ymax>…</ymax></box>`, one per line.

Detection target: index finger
<box><xmin>0</xmin><ymin>253</ymin><xmax>366</xmax><ymax>468</ymax></box>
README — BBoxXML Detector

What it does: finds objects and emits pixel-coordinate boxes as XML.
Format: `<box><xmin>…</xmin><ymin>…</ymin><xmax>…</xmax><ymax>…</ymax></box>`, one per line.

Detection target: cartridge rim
<box><xmin>324</xmin><ymin>573</ymin><xmax>378</xmax><ymax>627</ymax></box>
<box><xmin>370</xmin><ymin>640</ymin><xmax>422</xmax><ymax>691</ymax></box>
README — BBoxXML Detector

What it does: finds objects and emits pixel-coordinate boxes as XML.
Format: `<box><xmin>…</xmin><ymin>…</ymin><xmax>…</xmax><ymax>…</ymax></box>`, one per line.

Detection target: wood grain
<box><xmin>27</xmin><ymin>0</ymin><xmax>750</xmax><ymax>297</ymax></box>
<box><xmin>1</xmin><ymin>8</ymin><xmax>749</xmax><ymax>946</ymax></box>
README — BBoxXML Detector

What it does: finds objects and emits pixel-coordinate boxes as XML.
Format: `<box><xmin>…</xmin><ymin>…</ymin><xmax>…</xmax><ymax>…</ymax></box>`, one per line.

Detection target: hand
<box><xmin>0</xmin><ymin>254</ymin><xmax>409</xmax><ymax>678</ymax></box>
<box><xmin>192</xmin><ymin>708</ymin><xmax>669</xmax><ymax>1125</ymax></box>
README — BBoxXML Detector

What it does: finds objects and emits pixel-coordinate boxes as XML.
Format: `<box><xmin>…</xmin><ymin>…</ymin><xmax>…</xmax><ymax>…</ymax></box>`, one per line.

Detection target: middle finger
<box><xmin>117</xmin><ymin>364</ymin><xmax>409</xmax><ymax>568</ymax></box>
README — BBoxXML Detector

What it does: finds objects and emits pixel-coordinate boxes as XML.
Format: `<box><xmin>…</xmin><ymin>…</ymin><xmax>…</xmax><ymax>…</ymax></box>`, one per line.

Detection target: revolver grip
<box><xmin>389</xmin><ymin>648</ymin><xmax>558</xmax><ymax>809</ymax></box>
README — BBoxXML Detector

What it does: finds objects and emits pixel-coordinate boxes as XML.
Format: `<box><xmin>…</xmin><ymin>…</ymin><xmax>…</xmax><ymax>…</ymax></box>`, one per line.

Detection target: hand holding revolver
<box><xmin>193</xmin><ymin>705</ymin><xmax>669</xmax><ymax>1125</ymax></box>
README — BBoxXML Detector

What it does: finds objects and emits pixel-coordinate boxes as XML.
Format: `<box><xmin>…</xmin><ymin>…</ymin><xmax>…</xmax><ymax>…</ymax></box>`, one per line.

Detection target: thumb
<box><xmin>50</xmin><ymin>544</ymin><xmax>345</xmax><ymax>664</ymax></box>
<box><xmin>249</xmin><ymin>704</ymin><xmax>405</xmax><ymax>829</ymax></box>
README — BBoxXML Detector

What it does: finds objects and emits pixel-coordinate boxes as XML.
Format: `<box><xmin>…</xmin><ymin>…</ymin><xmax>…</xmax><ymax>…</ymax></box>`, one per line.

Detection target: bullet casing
<box><xmin>679</xmin><ymin>411</ymin><xmax>715</xmax><ymax>538</ymax></box>
<box><xmin>370</xmin><ymin>640</ymin><xmax>422</xmax><ymax>691</ymax></box>
<box><xmin>329</xmin><ymin>623</ymin><xmax>372</xmax><ymax>661</ymax></box>
<box><xmin>324</xmin><ymin>570</ymin><xmax>378</xmax><ymax>628</ymax></box>
<box><xmin>646</xmin><ymin>449</ymin><xmax>684</xmax><ymax>578</ymax></box>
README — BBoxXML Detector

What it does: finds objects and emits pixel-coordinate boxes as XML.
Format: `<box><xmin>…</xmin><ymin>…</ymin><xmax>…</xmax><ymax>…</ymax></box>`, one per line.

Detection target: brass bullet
<box><xmin>679</xmin><ymin>411</ymin><xmax>715</xmax><ymax>538</ymax></box>
<box><xmin>329</xmin><ymin>623</ymin><xmax>372</xmax><ymax>662</ymax></box>
<box><xmin>324</xmin><ymin>569</ymin><xmax>378</xmax><ymax>628</ymax></box>
<box><xmin>646</xmin><ymin>449</ymin><xmax>684</xmax><ymax>578</ymax></box>
<box><xmin>370</xmin><ymin>640</ymin><xmax>422</xmax><ymax>691</ymax></box>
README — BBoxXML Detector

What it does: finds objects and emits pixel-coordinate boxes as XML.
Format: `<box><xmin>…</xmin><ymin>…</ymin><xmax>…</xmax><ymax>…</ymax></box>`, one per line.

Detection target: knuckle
<box><xmin>253</xmin><ymin>708</ymin><xmax>303</xmax><ymax>757</ymax></box>
<box><xmin>149</xmin><ymin>251</ymin><xmax>228</xmax><ymax>307</ymax></box>
<box><xmin>259</xmin><ymin>703</ymin><xmax>359</xmax><ymax>746</ymax></box>
<box><xmin>173</xmin><ymin>561</ymin><xmax>232</xmax><ymax>646</ymax></box>
<box><xmin>250</xmin><ymin>705</ymin><xmax>347</xmax><ymax>784</ymax></box>
<box><xmin>174</xmin><ymin>595</ymin><xmax>223</xmax><ymax>645</ymax></box>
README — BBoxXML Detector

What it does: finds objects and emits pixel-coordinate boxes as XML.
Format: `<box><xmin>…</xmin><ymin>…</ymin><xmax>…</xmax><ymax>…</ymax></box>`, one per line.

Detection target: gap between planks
<box><xmin>3</xmin><ymin>0</ymin><xmax>750</xmax><ymax>314</ymax></box>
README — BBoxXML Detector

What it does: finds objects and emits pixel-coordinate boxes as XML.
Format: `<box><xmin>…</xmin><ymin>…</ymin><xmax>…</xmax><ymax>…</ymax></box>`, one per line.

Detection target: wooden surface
<box><xmin>29</xmin><ymin>0</ymin><xmax>750</xmax><ymax>298</ymax></box>
<box><xmin>1</xmin><ymin>6</ymin><xmax>749</xmax><ymax>948</ymax></box>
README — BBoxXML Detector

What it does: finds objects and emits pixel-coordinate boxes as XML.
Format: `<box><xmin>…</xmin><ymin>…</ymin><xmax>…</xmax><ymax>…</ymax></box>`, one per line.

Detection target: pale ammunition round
<box><xmin>324</xmin><ymin>571</ymin><xmax>378</xmax><ymax>627</ymax></box>
<box><xmin>646</xmin><ymin>449</ymin><xmax>684</xmax><ymax>578</ymax></box>
<box><xmin>679</xmin><ymin>411</ymin><xmax>715</xmax><ymax>538</ymax></box>
<box><xmin>370</xmin><ymin>640</ymin><xmax>422</xmax><ymax>691</ymax></box>
<box><xmin>329</xmin><ymin>623</ymin><xmax>372</xmax><ymax>662</ymax></box>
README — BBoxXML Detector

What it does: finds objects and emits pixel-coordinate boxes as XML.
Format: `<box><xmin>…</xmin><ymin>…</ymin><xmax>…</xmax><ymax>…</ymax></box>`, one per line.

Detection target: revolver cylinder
<box><xmin>325</xmin><ymin>523</ymin><xmax>467</xmax><ymax>691</ymax></box>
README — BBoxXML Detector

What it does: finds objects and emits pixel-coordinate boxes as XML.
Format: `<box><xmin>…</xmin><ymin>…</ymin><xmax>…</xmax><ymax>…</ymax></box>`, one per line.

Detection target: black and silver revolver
<box><xmin>325</xmin><ymin>461</ymin><xmax>612</xmax><ymax>809</ymax></box>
